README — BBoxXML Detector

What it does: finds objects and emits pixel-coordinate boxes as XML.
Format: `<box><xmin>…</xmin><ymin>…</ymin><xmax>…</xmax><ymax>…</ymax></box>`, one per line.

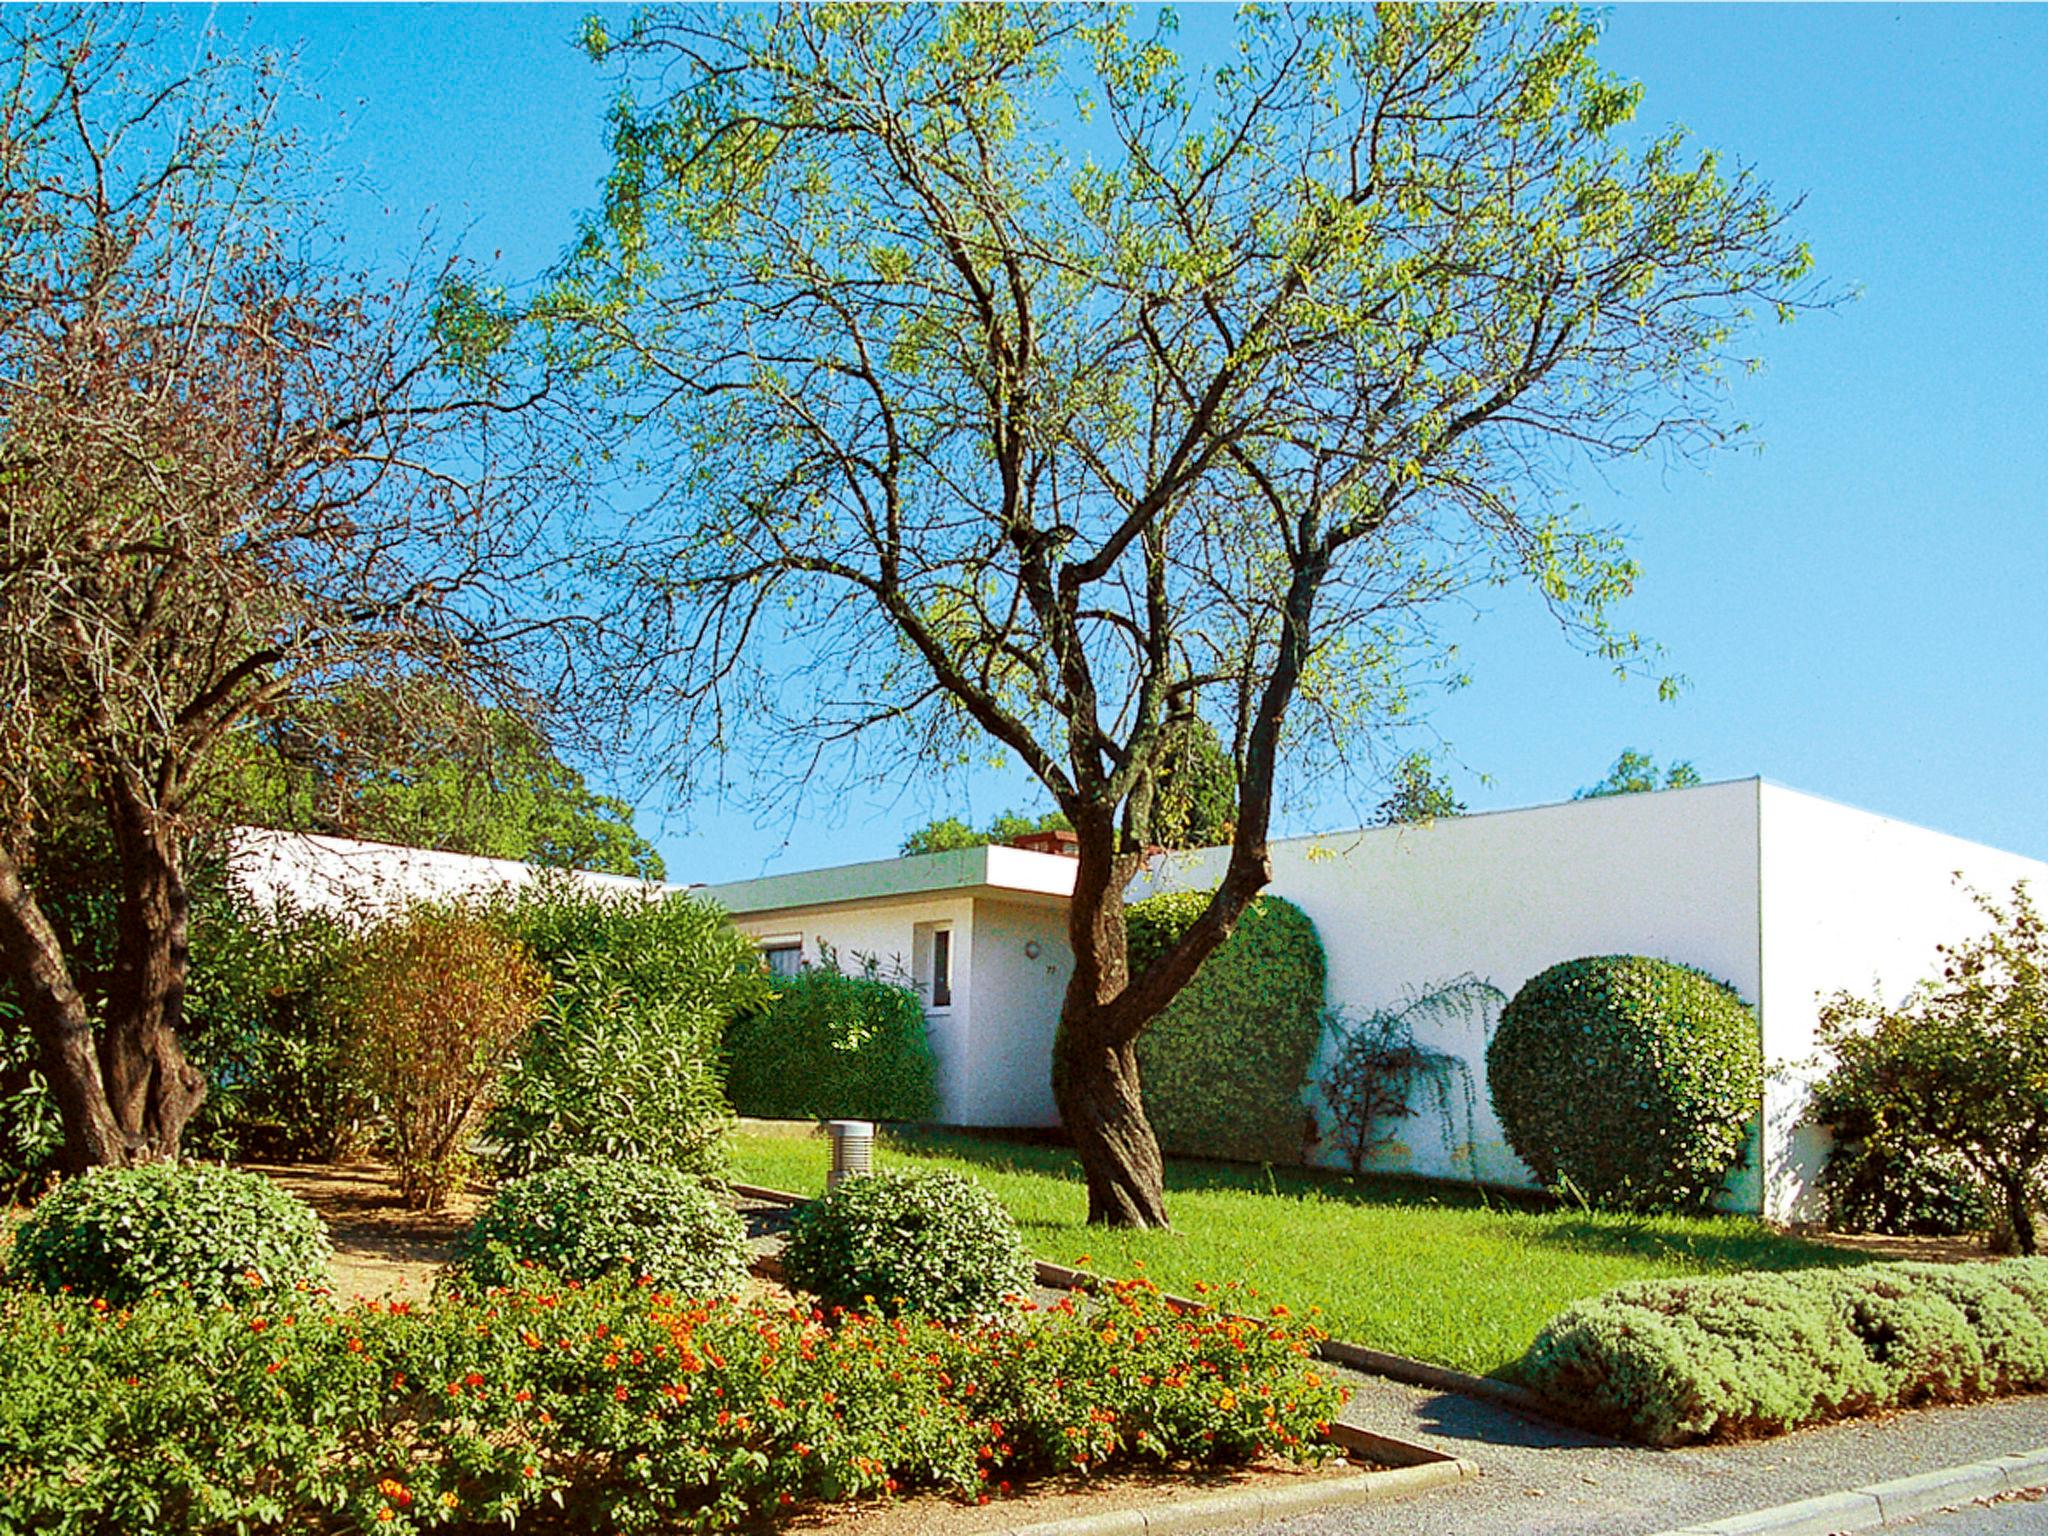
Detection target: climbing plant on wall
<box><xmin>1127</xmin><ymin>892</ymin><xmax>1326</xmax><ymax>1165</ymax></box>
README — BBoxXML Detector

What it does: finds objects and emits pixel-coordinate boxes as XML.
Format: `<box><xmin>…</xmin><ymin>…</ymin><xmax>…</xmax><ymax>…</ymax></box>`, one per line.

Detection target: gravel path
<box><xmin>1250</xmin><ymin>1371</ymin><xmax>2048</xmax><ymax>1536</ymax></box>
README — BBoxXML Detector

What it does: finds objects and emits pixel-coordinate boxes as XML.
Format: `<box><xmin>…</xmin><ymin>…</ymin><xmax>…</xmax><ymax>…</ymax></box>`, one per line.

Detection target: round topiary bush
<box><xmin>449</xmin><ymin>1156</ymin><xmax>749</xmax><ymax>1295</ymax></box>
<box><xmin>782</xmin><ymin>1169</ymin><xmax>1033</xmax><ymax>1320</ymax></box>
<box><xmin>1487</xmin><ymin>955</ymin><xmax>1762</xmax><ymax>1212</ymax></box>
<box><xmin>6</xmin><ymin>1162</ymin><xmax>331</xmax><ymax>1306</ymax></box>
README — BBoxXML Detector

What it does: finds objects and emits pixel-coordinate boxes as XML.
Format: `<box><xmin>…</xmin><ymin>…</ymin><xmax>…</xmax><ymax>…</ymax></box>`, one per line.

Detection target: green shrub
<box><xmin>1811</xmin><ymin>884</ymin><xmax>2048</xmax><ymax>1250</ymax></box>
<box><xmin>490</xmin><ymin>883</ymin><xmax>773</xmax><ymax>1178</ymax></box>
<box><xmin>182</xmin><ymin>895</ymin><xmax>364</xmax><ymax>1164</ymax></box>
<box><xmin>450</xmin><ymin>1156</ymin><xmax>749</xmax><ymax>1296</ymax></box>
<box><xmin>1817</xmin><ymin>1129</ymin><xmax>1993</xmax><ymax>1238</ymax></box>
<box><xmin>0</xmin><ymin>1000</ymin><xmax>62</xmax><ymax>1202</ymax></box>
<box><xmin>782</xmin><ymin>1169</ymin><xmax>1033</xmax><ymax>1319</ymax></box>
<box><xmin>723</xmin><ymin>960</ymin><xmax>937</xmax><ymax>1123</ymax></box>
<box><xmin>1487</xmin><ymin>955</ymin><xmax>1762</xmax><ymax>1211</ymax></box>
<box><xmin>1128</xmin><ymin>892</ymin><xmax>1326</xmax><ymax>1164</ymax></box>
<box><xmin>1518</xmin><ymin>1259</ymin><xmax>2048</xmax><ymax>1445</ymax></box>
<box><xmin>6</xmin><ymin>1162</ymin><xmax>331</xmax><ymax>1307</ymax></box>
<box><xmin>0</xmin><ymin>1274</ymin><xmax>1346</xmax><ymax>1536</ymax></box>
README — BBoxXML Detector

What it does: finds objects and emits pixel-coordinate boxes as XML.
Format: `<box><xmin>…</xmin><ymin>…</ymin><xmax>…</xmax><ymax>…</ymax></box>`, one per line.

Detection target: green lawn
<box><xmin>734</xmin><ymin>1126</ymin><xmax>1862</xmax><ymax>1378</ymax></box>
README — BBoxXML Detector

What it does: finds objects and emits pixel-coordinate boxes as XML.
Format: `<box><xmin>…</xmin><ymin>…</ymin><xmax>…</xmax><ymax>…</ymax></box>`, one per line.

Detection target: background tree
<box><xmin>559</xmin><ymin>6</ymin><xmax>1813</xmax><ymax>1224</ymax></box>
<box><xmin>1370</xmin><ymin>752</ymin><xmax>1467</xmax><ymax>827</ymax></box>
<box><xmin>0</xmin><ymin>10</ymin><xmax>574</xmax><ymax>1169</ymax></box>
<box><xmin>235</xmin><ymin>684</ymin><xmax>663</xmax><ymax>878</ymax></box>
<box><xmin>1575</xmin><ymin>748</ymin><xmax>1703</xmax><ymax>798</ymax></box>
<box><xmin>1814</xmin><ymin>882</ymin><xmax>2048</xmax><ymax>1253</ymax></box>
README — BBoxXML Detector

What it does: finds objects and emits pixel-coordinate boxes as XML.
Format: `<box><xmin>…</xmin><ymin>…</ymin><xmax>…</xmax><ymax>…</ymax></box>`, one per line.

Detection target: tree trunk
<box><xmin>2003</xmin><ymin>1176</ymin><xmax>2037</xmax><ymax>1256</ymax></box>
<box><xmin>99</xmin><ymin>789</ymin><xmax>205</xmax><ymax>1160</ymax></box>
<box><xmin>0</xmin><ymin>843</ymin><xmax>127</xmax><ymax>1170</ymax></box>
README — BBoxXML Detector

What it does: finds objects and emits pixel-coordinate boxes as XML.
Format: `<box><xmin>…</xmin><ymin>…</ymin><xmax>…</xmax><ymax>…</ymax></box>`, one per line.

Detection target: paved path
<box><xmin>1249</xmin><ymin>1370</ymin><xmax>2048</xmax><ymax>1536</ymax></box>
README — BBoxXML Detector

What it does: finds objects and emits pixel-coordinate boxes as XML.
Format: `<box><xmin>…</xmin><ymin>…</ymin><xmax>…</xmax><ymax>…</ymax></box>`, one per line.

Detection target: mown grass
<box><xmin>733</xmin><ymin>1126</ymin><xmax>1863</xmax><ymax>1378</ymax></box>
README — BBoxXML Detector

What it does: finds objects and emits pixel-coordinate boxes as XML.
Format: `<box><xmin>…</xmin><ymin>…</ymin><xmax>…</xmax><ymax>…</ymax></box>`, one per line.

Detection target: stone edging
<box><xmin>1651</xmin><ymin>1447</ymin><xmax>2048</xmax><ymax>1536</ymax></box>
<box><xmin>732</xmin><ymin>1180</ymin><xmax>1566</xmax><ymax>1429</ymax></box>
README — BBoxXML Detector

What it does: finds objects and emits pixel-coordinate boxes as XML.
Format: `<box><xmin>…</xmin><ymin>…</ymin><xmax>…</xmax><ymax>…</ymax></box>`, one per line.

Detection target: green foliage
<box><xmin>1145</xmin><ymin>717</ymin><xmax>1238</xmax><ymax>850</ymax></box>
<box><xmin>901</xmin><ymin>808</ymin><xmax>1070</xmax><ymax>856</ymax></box>
<box><xmin>1518</xmin><ymin>1258</ymin><xmax>2048</xmax><ymax>1444</ymax></box>
<box><xmin>1318</xmin><ymin>978</ymin><xmax>1502</xmax><ymax>1174</ymax></box>
<box><xmin>1812</xmin><ymin>883</ymin><xmax>2048</xmax><ymax>1252</ymax></box>
<box><xmin>782</xmin><ymin>1169</ymin><xmax>1034</xmax><ymax>1320</ymax></box>
<box><xmin>0</xmin><ymin>1000</ymin><xmax>61</xmax><ymax>1201</ymax></box>
<box><xmin>1370</xmin><ymin>752</ymin><xmax>1467</xmax><ymax>826</ymax></box>
<box><xmin>231</xmin><ymin>684</ymin><xmax>665</xmax><ymax>879</ymax></box>
<box><xmin>1488</xmin><ymin>955</ymin><xmax>1762</xmax><ymax>1211</ymax></box>
<box><xmin>0</xmin><ymin>1274</ymin><xmax>1345</xmax><ymax>1536</ymax></box>
<box><xmin>6</xmin><ymin>1162</ymin><xmax>331</xmax><ymax>1308</ymax></box>
<box><xmin>490</xmin><ymin>883</ymin><xmax>773</xmax><ymax>1179</ymax></box>
<box><xmin>182</xmin><ymin>895</ymin><xmax>364</xmax><ymax>1163</ymax></box>
<box><xmin>1818</xmin><ymin>1131</ymin><xmax>1992</xmax><ymax>1239</ymax></box>
<box><xmin>722</xmin><ymin>961</ymin><xmax>937</xmax><ymax>1124</ymax></box>
<box><xmin>1574</xmin><ymin>749</ymin><xmax>1702</xmax><ymax>798</ymax></box>
<box><xmin>1127</xmin><ymin>892</ymin><xmax>1326</xmax><ymax>1164</ymax></box>
<box><xmin>450</xmin><ymin>1157</ymin><xmax>749</xmax><ymax>1296</ymax></box>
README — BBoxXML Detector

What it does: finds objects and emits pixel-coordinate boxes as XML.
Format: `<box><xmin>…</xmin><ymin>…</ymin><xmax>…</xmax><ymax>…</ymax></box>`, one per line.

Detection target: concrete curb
<box><xmin>989</xmin><ymin>1426</ymin><xmax>1477</xmax><ymax>1536</ymax></box>
<box><xmin>1653</xmin><ymin>1446</ymin><xmax>2048</xmax><ymax>1536</ymax></box>
<box><xmin>731</xmin><ymin>1181</ymin><xmax>1569</xmax><ymax>1431</ymax></box>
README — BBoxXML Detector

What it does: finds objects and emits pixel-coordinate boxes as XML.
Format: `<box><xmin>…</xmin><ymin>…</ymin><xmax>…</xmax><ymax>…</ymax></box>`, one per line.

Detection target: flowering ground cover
<box><xmin>734</xmin><ymin>1127</ymin><xmax>1867</xmax><ymax>1377</ymax></box>
<box><xmin>0</xmin><ymin>1271</ymin><xmax>1346</xmax><ymax>1535</ymax></box>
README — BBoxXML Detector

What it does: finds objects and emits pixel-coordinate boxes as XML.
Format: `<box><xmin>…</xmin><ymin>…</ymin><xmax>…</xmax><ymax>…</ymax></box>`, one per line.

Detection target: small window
<box><xmin>760</xmin><ymin>939</ymin><xmax>803</xmax><ymax>978</ymax></box>
<box><xmin>931</xmin><ymin>927</ymin><xmax>953</xmax><ymax>1009</ymax></box>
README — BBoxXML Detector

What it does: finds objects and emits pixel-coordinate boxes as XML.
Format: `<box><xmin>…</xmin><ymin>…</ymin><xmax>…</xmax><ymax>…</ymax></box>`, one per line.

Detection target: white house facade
<box><xmin>232</xmin><ymin>780</ymin><xmax>2048</xmax><ymax>1224</ymax></box>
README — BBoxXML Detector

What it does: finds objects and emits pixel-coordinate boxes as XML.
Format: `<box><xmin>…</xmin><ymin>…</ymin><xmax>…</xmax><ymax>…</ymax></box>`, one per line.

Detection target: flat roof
<box><xmin>701</xmin><ymin>841</ymin><xmax>1078</xmax><ymax>917</ymax></box>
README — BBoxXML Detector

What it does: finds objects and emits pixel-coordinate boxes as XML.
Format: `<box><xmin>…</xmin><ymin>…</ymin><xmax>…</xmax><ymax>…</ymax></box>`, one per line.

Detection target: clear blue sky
<box><xmin>216</xmin><ymin>4</ymin><xmax>2047</xmax><ymax>879</ymax></box>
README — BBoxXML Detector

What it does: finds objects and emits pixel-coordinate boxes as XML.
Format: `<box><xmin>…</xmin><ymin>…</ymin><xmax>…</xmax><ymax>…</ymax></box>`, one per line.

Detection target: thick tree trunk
<box><xmin>99</xmin><ymin>791</ymin><xmax>204</xmax><ymax>1159</ymax></box>
<box><xmin>2003</xmin><ymin>1176</ymin><xmax>2037</xmax><ymax>1257</ymax></box>
<box><xmin>1052</xmin><ymin>840</ymin><xmax>1172</xmax><ymax>1227</ymax></box>
<box><xmin>0</xmin><ymin>843</ymin><xmax>127</xmax><ymax>1170</ymax></box>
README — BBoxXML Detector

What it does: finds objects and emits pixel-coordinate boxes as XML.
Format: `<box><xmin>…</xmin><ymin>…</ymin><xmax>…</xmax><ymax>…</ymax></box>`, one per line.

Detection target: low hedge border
<box><xmin>1517</xmin><ymin>1257</ymin><xmax>2048</xmax><ymax>1445</ymax></box>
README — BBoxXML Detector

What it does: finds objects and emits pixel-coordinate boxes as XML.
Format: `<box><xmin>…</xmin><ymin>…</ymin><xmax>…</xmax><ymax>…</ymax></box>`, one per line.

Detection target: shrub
<box><xmin>1517</xmin><ymin>1258</ymin><xmax>2048</xmax><ymax>1445</ymax></box>
<box><xmin>1318</xmin><ymin>978</ymin><xmax>1501</xmax><ymax>1174</ymax></box>
<box><xmin>1487</xmin><ymin>955</ymin><xmax>1762</xmax><ymax>1211</ymax></box>
<box><xmin>490</xmin><ymin>883</ymin><xmax>773</xmax><ymax>1179</ymax></box>
<box><xmin>1812</xmin><ymin>882</ymin><xmax>2048</xmax><ymax>1250</ymax></box>
<box><xmin>1128</xmin><ymin>892</ymin><xmax>1326</xmax><ymax>1164</ymax></box>
<box><xmin>6</xmin><ymin>1162</ymin><xmax>330</xmax><ymax>1307</ymax></box>
<box><xmin>0</xmin><ymin>1000</ymin><xmax>62</xmax><ymax>1202</ymax></box>
<box><xmin>1818</xmin><ymin>1129</ymin><xmax>1993</xmax><ymax>1238</ymax></box>
<box><xmin>723</xmin><ymin>958</ymin><xmax>938</xmax><ymax>1123</ymax></box>
<box><xmin>182</xmin><ymin>894</ymin><xmax>364</xmax><ymax>1163</ymax></box>
<box><xmin>449</xmin><ymin>1156</ymin><xmax>749</xmax><ymax>1296</ymax></box>
<box><xmin>329</xmin><ymin>904</ymin><xmax>550</xmax><ymax>1210</ymax></box>
<box><xmin>0</xmin><ymin>1273</ymin><xmax>1346</xmax><ymax>1536</ymax></box>
<box><xmin>782</xmin><ymin>1169</ymin><xmax>1033</xmax><ymax>1319</ymax></box>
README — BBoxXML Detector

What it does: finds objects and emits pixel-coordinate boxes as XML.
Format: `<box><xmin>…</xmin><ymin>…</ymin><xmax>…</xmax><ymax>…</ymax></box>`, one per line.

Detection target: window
<box><xmin>931</xmin><ymin>926</ymin><xmax>952</xmax><ymax>1008</ymax></box>
<box><xmin>759</xmin><ymin>937</ymin><xmax>803</xmax><ymax>978</ymax></box>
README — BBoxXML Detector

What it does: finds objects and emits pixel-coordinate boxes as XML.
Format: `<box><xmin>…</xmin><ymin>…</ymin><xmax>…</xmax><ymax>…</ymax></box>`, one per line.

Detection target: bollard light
<box><xmin>826</xmin><ymin>1119</ymin><xmax>875</xmax><ymax>1190</ymax></box>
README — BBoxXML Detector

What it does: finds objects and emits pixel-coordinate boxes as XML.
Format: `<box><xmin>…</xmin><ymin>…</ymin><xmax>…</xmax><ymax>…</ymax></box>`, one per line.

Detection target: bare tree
<box><xmin>0</xmin><ymin>8</ymin><xmax>577</xmax><ymax>1168</ymax></box>
<box><xmin>556</xmin><ymin>6</ymin><xmax>1816</xmax><ymax>1224</ymax></box>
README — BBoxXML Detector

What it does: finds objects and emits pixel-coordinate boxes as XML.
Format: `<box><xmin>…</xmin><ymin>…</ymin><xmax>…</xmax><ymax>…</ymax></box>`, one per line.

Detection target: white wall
<box><xmin>1757</xmin><ymin>784</ymin><xmax>2048</xmax><ymax>1222</ymax></box>
<box><xmin>726</xmin><ymin>895</ymin><xmax>978</xmax><ymax>1120</ymax></box>
<box><xmin>962</xmin><ymin>899</ymin><xmax>1072</xmax><ymax>1128</ymax></box>
<box><xmin>1135</xmin><ymin>781</ymin><xmax>1768</xmax><ymax>1206</ymax></box>
<box><xmin>227</xmin><ymin>826</ymin><xmax>669</xmax><ymax>917</ymax></box>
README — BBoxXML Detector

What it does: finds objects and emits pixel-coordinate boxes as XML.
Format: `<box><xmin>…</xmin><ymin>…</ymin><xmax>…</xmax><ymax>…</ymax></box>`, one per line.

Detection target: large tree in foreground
<box><xmin>563</xmin><ymin>5</ymin><xmax>1813</xmax><ymax>1224</ymax></box>
<box><xmin>0</xmin><ymin>9</ymin><xmax>571</xmax><ymax>1168</ymax></box>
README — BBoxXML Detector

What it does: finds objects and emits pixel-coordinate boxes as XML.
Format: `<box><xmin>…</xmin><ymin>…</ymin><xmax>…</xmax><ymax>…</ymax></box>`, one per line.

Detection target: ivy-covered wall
<box><xmin>1127</xmin><ymin>891</ymin><xmax>1327</xmax><ymax>1165</ymax></box>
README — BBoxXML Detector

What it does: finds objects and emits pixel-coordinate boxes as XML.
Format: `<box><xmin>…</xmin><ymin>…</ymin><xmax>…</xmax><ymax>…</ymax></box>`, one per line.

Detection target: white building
<box><xmin>702</xmin><ymin>780</ymin><xmax>2048</xmax><ymax>1223</ymax></box>
<box><xmin>234</xmin><ymin>781</ymin><xmax>2048</xmax><ymax>1224</ymax></box>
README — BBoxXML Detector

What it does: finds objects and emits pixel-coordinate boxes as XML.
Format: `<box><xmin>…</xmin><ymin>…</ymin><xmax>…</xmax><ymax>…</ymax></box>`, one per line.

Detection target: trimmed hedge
<box><xmin>723</xmin><ymin>966</ymin><xmax>938</xmax><ymax>1123</ymax></box>
<box><xmin>782</xmin><ymin>1169</ymin><xmax>1034</xmax><ymax>1320</ymax></box>
<box><xmin>449</xmin><ymin>1156</ymin><xmax>750</xmax><ymax>1296</ymax></box>
<box><xmin>7</xmin><ymin>1163</ymin><xmax>331</xmax><ymax>1307</ymax></box>
<box><xmin>1487</xmin><ymin>955</ymin><xmax>1762</xmax><ymax>1211</ymax></box>
<box><xmin>1128</xmin><ymin>892</ymin><xmax>1326</xmax><ymax>1165</ymax></box>
<box><xmin>1518</xmin><ymin>1258</ymin><xmax>2048</xmax><ymax>1444</ymax></box>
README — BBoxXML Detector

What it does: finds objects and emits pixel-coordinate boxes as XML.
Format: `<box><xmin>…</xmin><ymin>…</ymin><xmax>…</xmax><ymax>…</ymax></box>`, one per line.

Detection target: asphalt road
<box><xmin>1892</xmin><ymin>1487</ymin><xmax>2048</xmax><ymax>1534</ymax></box>
<box><xmin>1237</xmin><ymin>1370</ymin><xmax>2048</xmax><ymax>1536</ymax></box>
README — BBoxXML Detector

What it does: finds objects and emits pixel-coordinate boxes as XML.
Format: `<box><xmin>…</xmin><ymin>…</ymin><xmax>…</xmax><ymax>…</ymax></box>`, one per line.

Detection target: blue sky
<box><xmin>216</xmin><ymin>4</ymin><xmax>2047</xmax><ymax>879</ymax></box>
